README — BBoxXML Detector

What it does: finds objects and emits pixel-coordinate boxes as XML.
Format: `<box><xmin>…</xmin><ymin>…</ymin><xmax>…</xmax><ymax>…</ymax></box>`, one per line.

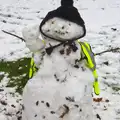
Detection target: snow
<box><xmin>0</xmin><ymin>74</ymin><xmax>22</xmax><ymax>120</ymax></box>
<box><xmin>22</xmin><ymin>24</ymin><xmax>45</xmax><ymax>53</ymax></box>
<box><xmin>0</xmin><ymin>0</ymin><xmax>120</xmax><ymax>120</ymax></box>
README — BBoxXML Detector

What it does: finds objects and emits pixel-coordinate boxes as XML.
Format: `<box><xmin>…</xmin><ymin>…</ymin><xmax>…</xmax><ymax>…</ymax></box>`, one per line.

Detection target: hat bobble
<box><xmin>61</xmin><ymin>0</ymin><xmax>74</xmax><ymax>6</ymax></box>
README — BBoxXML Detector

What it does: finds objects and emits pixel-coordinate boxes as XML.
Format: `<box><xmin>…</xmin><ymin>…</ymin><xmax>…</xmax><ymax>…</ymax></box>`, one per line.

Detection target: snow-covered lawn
<box><xmin>0</xmin><ymin>0</ymin><xmax>120</xmax><ymax>120</ymax></box>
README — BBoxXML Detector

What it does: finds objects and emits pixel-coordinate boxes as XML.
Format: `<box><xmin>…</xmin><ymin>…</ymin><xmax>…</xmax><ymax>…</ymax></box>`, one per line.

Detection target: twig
<box><xmin>95</xmin><ymin>47</ymin><xmax>120</xmax><ymax>56</ymax></box>
<box><xmin>79</xmin><ymin>47</ymin><xmax>120</xmax><ymax>62</ymax></box>
<box><xmin>2</xmin><ymin>30</ymin><xmax>25</xmax><ymax>42</ymax></box>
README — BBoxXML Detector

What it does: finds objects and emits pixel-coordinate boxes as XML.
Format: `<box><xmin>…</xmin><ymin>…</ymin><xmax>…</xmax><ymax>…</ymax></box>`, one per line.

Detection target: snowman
<box><xmin>22</xmin><ymin>0</ymin><xmax>99</xmax><ymax>120</ymax></box>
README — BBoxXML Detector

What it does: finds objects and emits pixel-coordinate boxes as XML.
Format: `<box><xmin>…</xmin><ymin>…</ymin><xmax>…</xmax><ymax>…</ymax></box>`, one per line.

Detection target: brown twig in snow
<box><xmin>2</xmin><ymin>30</ymin><xmax>25</xmax><ymax>42</ymax></box>
<box><xmin>95</xmin><ymin>47</ymin><xmax>120</xmax><ymax>56</ymax></box>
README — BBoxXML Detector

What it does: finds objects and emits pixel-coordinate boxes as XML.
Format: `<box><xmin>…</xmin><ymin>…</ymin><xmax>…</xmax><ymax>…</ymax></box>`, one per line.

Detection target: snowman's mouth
<box><xmin>40</xmin><ymin>26</ymin><xmax>82</xmax><ymax>42</ymax></box>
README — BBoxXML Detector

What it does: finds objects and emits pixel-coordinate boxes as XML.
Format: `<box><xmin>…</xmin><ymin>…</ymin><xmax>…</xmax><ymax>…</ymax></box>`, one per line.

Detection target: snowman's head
<box><xmin>40</xmin><ymin>17</ymin><xmax>85</xmax><ymax>42</ymax></box>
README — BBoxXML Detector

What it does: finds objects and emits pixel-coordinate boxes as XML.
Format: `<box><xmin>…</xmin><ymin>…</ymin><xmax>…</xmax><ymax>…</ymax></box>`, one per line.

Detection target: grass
<box><xmin>0</xmin><ymin>57</ymin><xmax>32</xmax><ymax>94</ymax></box>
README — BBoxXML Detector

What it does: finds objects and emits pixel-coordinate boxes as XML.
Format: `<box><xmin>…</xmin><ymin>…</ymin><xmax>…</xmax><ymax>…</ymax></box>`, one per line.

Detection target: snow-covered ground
<box><xmin>0</xmin><ymin>0</ymin><xmax>120</xmax><ymax>120</ymax></box>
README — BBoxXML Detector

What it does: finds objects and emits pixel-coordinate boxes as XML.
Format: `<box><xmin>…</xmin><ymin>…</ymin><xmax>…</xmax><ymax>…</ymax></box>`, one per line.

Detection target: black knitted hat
<box><xmin>61</xmin><ymin>0</ymin><xmax>74</xmax><ymax>6</ymax></box>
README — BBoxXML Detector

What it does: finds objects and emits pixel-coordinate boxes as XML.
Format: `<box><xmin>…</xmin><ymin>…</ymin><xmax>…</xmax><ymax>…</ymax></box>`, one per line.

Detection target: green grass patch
<box><xmin>0</xmin><ymin>58</ymin><xmax>32</xmax><ymax>94</ymax></box>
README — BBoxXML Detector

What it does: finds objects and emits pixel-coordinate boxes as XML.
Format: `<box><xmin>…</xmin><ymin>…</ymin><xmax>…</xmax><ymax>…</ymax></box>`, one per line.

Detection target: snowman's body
<box><xmin>22</xmin><ymin>18</ymin><xmax>94</xmax><ymax>120</ymax></box>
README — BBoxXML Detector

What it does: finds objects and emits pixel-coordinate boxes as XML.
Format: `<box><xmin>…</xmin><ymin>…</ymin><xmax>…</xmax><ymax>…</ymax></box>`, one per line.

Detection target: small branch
<box><xmin>2</xmin><ymin>30</ymin><xmax>25</xmax><ymax>42</ymax></box>
<box><xmin>95</xmin><ymin>47</ymin><xmax>120</xmax><ymax>56</ymax></box>
<box><xmin>79</xmin><ymin>47</ymin><xmax>120</xmax><ymax>62</ymax></box>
